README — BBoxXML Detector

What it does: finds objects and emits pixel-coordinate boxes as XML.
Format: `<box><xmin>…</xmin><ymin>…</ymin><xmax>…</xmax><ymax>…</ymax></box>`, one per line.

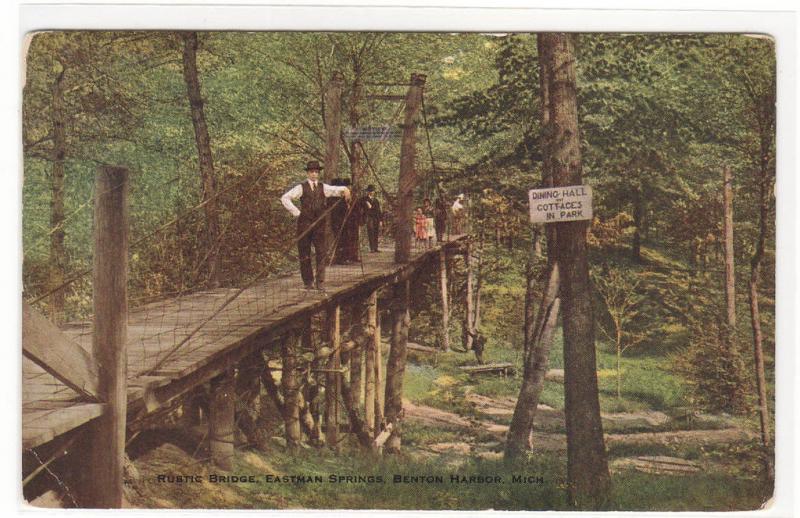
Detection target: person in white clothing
<box><xmin>452</xmin><ymin>193</ymin><xmax>466</xmax><ymax>234</ymax></box>
<box><xmin>281</xmin><ymin>160</ymin><xmax>351</xmax><ymax>289</ymax></box>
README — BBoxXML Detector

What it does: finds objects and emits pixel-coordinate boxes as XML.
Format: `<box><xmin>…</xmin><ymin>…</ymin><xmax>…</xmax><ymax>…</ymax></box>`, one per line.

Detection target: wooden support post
<box><xmin>325</xmin><ymin>305</ymin><xmax>341</xmax><ymax>450</ymax></box>
<box><xmin>439</xmin><ymin>248</ymin><xmax>450</xmax><ymax>352</ymax></box>
<box><xmin>384</xmin><ymin>279</ymin><xmax>410</xmax><ymax>453</ymax></box>
<box><xmin>86</xmin><ymin>165</ymin><xmax>128</xmax><ymax>508</ymax></box>
<box><xmin>282</xmin><ymin>332</ymin><xmax>302</xmax><ymax>450</ymax></box>
<box><xmin>395</xmin><ymin>73</ymin><xmax>426</xmax><ymax>263</ymax></box>
<box><xmin>209</xmin><ymin>370</ymin><xmax>235</xmax><ymax>471</ymax></box>
<box><xmin>301</xmin><ymin>317</ymin><xmax>323</xmax><ymax>446</ymax></box>
<box><xmin>365</xmin><ymin>291</ymin><xmax>377</xmax><ymax>436</ymax></box>
<box><xmin>323</xmin><ymin>72</ymin><xmax>344</xmax><ymax>183</ymax></box>
<box><xmin>349</xmin><ymin>308</ymin><xmax>363</xmax><ymax>411</ymax></box>
<box><xmin>375</xmin><ymin>306</ymin><xmax>385</xmax><ymax>430</ymax></box>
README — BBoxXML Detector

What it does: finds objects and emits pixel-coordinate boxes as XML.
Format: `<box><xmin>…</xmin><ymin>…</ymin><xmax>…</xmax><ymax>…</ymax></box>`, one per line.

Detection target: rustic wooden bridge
<box><xmin>23</xmin><ymin>237</ymin><xmax>464</xmax><ymax>447</ymax></box>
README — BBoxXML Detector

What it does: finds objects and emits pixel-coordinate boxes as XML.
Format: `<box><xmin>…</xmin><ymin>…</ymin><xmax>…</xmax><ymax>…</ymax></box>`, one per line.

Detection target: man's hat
<box><xmin>305</xmin><ymin>160</ymin><xmax>323</xmax><ymax>171</ymax></box>
<box><xmin>366</xmin><ymin>185</ymin><xmax>376</xmax><ymax>192</ymax></box>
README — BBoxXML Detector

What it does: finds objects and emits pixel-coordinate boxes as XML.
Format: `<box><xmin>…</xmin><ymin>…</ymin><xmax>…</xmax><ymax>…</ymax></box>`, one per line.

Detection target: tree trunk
<box><xmin>506</xmin><ymin>262</ymin><xmax>560</xmax><ymax>460</ymax></box>
<box><xmin>395</xmin><ymin>73</ymin><xmax>425</xmax><ymax>263</ymax></box>
<box><xmin>723</xmin><ymin>165</ymin><xmax>736</xmax><ymax>337</ymax></box>
<box><xmin>631</xmin><ymin>188</ymin><xmax>643</xmax><ymax>263</ymax></box>
<box><xmin>749</xmin><ymin>160</ymin><xmax>772</xmax><ymax>476</ymax></box>
<box><xmin>616</xmin><ymin>328</ymin><xmax>622</xmax><ymax>400</ymax></box>
<box><xmin>384</xmin><ymin>280</ymin><xmax>410</xmax><ymax>453</ymax></box>
<box><xmin>181</xmin><ymin>31</ymin><xmax>220</xmax><ymax>288</ymax></box>
<box><xmin>49</xmin><ymin>63</ymin><xmax>67</xmax><ymax>321</ymax></box>
<box><xmin>474</xmin><ymin>227</ymin><xmax>485</xmax><ymax>333</ymax></box>
<box><xmin>463</xmin><ymin>241</ymin><xmax>475</xmax><ymax>351</ymax></box>
<box><xmin>539</xmin><ymin>33</ymin><xmax>610</xmax><ymax>509</ymax></box>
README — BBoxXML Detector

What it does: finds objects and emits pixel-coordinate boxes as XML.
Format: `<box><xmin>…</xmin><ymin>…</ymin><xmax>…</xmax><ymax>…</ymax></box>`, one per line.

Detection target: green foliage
<box><xmin>673</xmin><ymin>321</ymin><xmax>752</xmax><ymax>415</ymax></box>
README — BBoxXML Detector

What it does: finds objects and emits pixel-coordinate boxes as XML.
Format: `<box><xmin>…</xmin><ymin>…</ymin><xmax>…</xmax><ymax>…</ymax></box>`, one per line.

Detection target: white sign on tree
<box><xmin>529</xmin><ymin>185</ymin><xmax>593</xmax><ymax>223</ymax></box>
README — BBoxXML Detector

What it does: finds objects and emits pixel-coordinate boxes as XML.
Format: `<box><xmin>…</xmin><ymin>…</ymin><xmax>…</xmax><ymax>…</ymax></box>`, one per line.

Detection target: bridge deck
<box><xmin>23</xmin><ymin>237</ymin><xmax>464</xmax><ymax>449</ymax></box>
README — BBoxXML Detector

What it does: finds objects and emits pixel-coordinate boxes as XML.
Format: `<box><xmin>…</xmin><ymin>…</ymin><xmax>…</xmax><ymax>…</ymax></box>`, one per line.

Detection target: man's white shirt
<box><xmin>280</xmin><ymin>181</ymin><xmax>349</xmax><ymax>218</ymax></box>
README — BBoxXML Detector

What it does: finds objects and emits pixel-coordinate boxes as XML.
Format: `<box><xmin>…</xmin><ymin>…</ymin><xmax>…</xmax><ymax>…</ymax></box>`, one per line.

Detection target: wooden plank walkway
<box><xmin>22</xmin><ymin>237</ymin><xmax>464</xmax><ymax>450</ymax></box>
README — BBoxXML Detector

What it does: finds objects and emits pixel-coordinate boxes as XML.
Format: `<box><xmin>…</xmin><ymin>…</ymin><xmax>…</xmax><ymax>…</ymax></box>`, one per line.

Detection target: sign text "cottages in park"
<box><xmin>528</xmin><ymin>185</ymin><xmax>593</xmax><ymax>223</ymax></box>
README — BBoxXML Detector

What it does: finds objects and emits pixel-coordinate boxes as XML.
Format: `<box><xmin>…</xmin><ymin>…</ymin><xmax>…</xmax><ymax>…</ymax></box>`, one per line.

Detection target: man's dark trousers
<box><xmin>298</xmin><ymin>218</ymin><xmax>327</xmax><ymax>286</ymax></box>
<box><xmin>366</xmin><ymin>219</ymin><xmax>379</xmax><ymax>252</ymax></box>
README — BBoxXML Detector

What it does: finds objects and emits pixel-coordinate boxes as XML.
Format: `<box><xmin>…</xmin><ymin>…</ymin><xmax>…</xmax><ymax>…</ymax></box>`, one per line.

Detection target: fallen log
<box><xmin>459</xmin><ymin>362</ymin><xmax>515</xmax><ymax>376</ymax></box>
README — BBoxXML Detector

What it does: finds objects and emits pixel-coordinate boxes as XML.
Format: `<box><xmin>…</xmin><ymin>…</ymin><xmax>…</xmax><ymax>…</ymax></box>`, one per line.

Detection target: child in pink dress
<box><xmin>414</xmin><ymin>207</ymin><xmax>428</xmax><ymax>244</ymax></box>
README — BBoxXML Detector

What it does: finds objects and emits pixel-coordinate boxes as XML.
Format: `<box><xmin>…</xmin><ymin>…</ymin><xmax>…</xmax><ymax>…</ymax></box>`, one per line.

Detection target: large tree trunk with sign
<box><xmin>182</xmin><ymin>31</ymin><xmax>221</xmax><ymax>288</ymax></box>
<box><xmin>539</xmin><ymin>33</ymin><xmax>611</xmax><ymax>509</ymax></box>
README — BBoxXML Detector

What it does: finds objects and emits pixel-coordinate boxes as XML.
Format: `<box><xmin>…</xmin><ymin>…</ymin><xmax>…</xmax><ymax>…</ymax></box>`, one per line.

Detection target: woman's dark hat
<box><xmin>366</xmin><ymin>185</ymin><xmax>376</xmax><ymax>192</ymax></box>
<box><xmin>305</xmin><ymin>160</ymin><xmax>323</xmax><ymax>171</ymax></box>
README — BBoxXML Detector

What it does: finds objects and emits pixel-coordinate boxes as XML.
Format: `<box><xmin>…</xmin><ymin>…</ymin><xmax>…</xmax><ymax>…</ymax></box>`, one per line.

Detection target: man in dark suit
<box><xmin>281</xmin><ymin>160</ymin><xmax>351</xmax><ymax>289</ymax></box>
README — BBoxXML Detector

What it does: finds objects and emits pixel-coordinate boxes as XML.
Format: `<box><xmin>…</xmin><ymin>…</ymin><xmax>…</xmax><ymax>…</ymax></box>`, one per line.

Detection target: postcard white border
<box><xmin>4</xmin><ymin>3</ymin><xmax>797</xmax><ymax>518</ymax></box>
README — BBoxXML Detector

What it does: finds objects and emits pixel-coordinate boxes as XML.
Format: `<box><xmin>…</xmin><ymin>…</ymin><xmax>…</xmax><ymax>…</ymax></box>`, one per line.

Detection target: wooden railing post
<box><xmin>87</xmin><ymin>165</ymin><xmax>128</xmax><ymax>508</ymax></box>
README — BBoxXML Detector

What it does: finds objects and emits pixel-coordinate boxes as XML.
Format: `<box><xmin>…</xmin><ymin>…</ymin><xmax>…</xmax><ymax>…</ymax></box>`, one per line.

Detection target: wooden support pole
<box><xmin>439</xmin><ymin>248</ymin><xmax>450</xmax><ymax>352</ymax></box>
<box><xmin>209</xmin><ymin>370</ymin><xmax>235</xmax><ymax>471</ymax></box>
<box><xmin>325</xmin><ymin>305</ymin><xmax>341</xmax><ymax>450</ymax></box>
<box><xmin>86</xmin><ymin>165</ymin><xmax>128</xmax><ymax>508</ymax></box>
<box><xmin>365</xmin><ymin>291</ymin><xmax>377</xmax><ymax>436</ymax></box>
<box><xmin>281</xmin><ymin>332</ymin><xmax>302</xmax><ymax>450</ymax></box>
<box><xmin>395</xmin><ymin>73</ymin><xmax>426</xmax><ymax>263</ymax></box>
<box><xmin>301</xmin><ymin>317</ymin><xmax>323</xmax><ymax>446</ymax></box>
<box><xmin>375</xmin><ymin>306</ymin><xmax>385</xmax><ymax>430</ymax></box>
<box><xmin>384</xmin><ymin>279</ymin><xmax>410</xmax><ymax>453</ymax></box>
<box><xmin>323</xmin><ymin>72</ymin><xmax>344</xmax><ymax>183</ymax></box>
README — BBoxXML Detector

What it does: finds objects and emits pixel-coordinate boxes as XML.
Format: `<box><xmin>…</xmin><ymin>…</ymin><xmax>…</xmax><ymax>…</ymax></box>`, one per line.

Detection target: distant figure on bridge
<box><xmin>434</xmin><ymin>195</ymin><xmax>448</xmax><ymax>242</ymax></box>
<box><xmin>414</xmin><ymin>207</ymin><xmax>428</xmax><ymax>246</ymax></box>
<box><xmin>452</xmin><ymin>194</ymin><xmax>466</xmax><ymax>234</ymax></box>
<box><xmin>329</xmin><ymin>178</ymin><xmax>359</xmax><ymax>265</ymax></box>
<box><xmin>281</xmin><ymin>160</ymin><xmax>351</xmax><ymax>290</ymax></box>
<box><xmin>358</xmin><ymin>185</ymin><xmax>382</xmax><ymax>253</ymax></box>
<box><xmin>423</xmin><ymin>198</ymin><xmax>436</xmax><ymax>247</ymax></box>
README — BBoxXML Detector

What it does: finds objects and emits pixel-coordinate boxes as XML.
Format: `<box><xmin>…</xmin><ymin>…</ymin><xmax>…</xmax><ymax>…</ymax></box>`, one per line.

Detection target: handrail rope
<box><xmin>144</xmin><ymin>198</ymin><xmax>346</xmax><ymax>375</ymax></box>
<box><xmin>27</xmin><ymin>167</ymin><xmax>272</xmax><ymax>306</ymax></box>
